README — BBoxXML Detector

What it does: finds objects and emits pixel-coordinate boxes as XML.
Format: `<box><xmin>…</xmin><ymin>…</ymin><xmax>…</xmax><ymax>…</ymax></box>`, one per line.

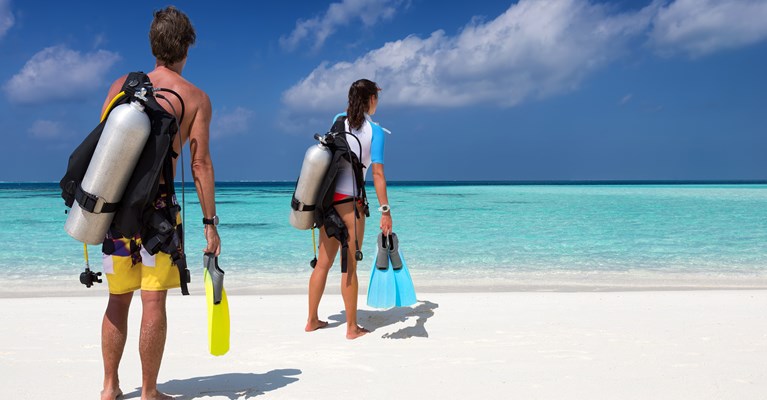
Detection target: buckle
<box><xmin>291</xmin><ymin>196</ymin><xmax>314</xmax><ymax>212</ymax></box>
<box><xmin>93</xmin><ymin>196</ymin><xmax>106</xmax><ymax>214</ymax></box>
<box><xmin>76</xmin><ymin>186</ymin><xmax>103</xmax><ymax>214</ymax></box>
<box><xmin>82</xmin><ymin>192</ymin><xmax>106</xmax><ymax>213</ymax></box>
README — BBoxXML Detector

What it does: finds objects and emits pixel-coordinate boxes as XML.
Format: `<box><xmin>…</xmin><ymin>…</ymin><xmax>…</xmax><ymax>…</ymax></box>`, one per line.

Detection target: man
<box><xmin>99</xmin><ymin>6</ymin><xmax>220</xmax><ymax>400</ymax></box>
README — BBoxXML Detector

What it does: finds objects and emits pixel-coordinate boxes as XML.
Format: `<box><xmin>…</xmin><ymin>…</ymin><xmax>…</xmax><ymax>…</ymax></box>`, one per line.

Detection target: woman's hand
<box><xmin>380</xmin><ymin>213</ymin><xmax>392</xmax><ymax>236</ymax></box>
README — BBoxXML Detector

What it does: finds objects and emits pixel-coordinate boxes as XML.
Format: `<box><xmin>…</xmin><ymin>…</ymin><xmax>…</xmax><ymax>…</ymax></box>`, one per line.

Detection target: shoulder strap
<box><xmin>331</xmin><ymin>115</ymin><xmax>347</xmax><ymax>133</ymax></box>
<box><xmin>121</xmin><ymin>72</ymin><xmax>152</xmax><ymax>97</ymax></box>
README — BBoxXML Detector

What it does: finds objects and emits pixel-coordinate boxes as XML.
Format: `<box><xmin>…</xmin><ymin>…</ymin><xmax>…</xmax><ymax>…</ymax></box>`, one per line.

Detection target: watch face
<box><xmin>213</xmin><ymin>215</ymin><xmax>219</xmax><ymax>225</ymax></box>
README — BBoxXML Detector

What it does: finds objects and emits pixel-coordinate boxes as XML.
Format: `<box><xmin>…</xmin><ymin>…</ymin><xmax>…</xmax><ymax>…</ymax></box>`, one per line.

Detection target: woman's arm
<box><xmin>371</xmin><ymin>163</ymin><xmax>392</xmax><ymax>235</ymax></box>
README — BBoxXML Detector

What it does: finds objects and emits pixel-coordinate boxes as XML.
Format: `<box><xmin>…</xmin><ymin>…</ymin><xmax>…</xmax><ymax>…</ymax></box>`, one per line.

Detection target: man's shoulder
<box><xmin>149</xmin><ymin>71</ymin><xmax>208</xmax><ymax>103</ymax></box>
<box><xmin>174</xmin><ymin>75</ymin><xmax>204</xmax><ymax>95</ymax></box>
<box><xmin>181</xmin><ymin>82</ymin><xmax>210</xmax><ymax>111</ymax></box>
<box><xmin>169</xmin><ymin>77</ymin><xmax>208</xmax><ymax>103</ymax></box>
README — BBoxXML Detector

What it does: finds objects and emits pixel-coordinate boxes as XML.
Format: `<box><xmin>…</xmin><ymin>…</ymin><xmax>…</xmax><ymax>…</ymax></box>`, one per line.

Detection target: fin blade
<box><xmin>392</xmin><ymin>250</ymin><xmax>417</xmax><ymax>307</ymax></box>
<box><xmin>205</xmin><ymin>268</ymin><xmax>230</xmax><ymax>356</ymax></box>
<box><xmin>367</xmin><ymin>257</ymin><xmax>396</xmax><ymax>309</ymax></box>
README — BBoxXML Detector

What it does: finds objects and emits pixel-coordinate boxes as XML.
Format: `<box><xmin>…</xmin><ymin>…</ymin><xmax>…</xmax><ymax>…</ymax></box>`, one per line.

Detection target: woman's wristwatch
<box><xmin>378</xmin><ymin>204</ymin><xmax>391</xmax><ymax>213</ymax></box>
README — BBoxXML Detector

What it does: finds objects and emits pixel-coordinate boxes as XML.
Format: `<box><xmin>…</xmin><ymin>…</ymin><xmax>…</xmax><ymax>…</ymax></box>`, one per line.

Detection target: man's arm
<box><xmin>188</xmin><ymin>91</ymin><xmax>221</xmax><ymax>255</ymax></box>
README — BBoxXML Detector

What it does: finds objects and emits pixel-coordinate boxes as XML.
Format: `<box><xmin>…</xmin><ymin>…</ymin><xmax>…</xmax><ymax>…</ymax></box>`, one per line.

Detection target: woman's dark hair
<box><xmin>346</xmin><ymin>79</ymin><xmax>379</xmax><ymax>131</ymax></box>
<box><xmin>149</xmin><ymin>6</ymin><xmax>196</xmax><ymax>66</ymax></box>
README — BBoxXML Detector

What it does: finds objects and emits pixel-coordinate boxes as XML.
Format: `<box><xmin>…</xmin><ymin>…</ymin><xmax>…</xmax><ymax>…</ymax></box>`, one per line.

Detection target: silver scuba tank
<box><xmin>290</xmin><ymin>142</ymin><xmax>332</xmax><ymax>230</ymax></box>
<box><xmin>64</xmin><ymin>101</ymin><xmax>152</xmax><ymax>244</ymax></box>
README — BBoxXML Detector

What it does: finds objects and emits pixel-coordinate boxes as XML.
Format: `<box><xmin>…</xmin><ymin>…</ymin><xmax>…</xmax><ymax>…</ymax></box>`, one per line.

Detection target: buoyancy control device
<box><xmin>60</xmin><ymin>71</ymin><xmax>191</xmax><ymax>294</ymax></box>
<box><xmin>290</xmin><ymin>115</ymin><xmax>369</xmax><ymax>273</ymax></box>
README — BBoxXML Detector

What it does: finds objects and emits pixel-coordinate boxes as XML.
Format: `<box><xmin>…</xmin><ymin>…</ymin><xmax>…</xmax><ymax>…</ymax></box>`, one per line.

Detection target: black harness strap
<box><xmin>321</xmin><ymin>207</ymin><xmax>350</xmax><ymax>273</ymax></box>
<box><xmin>161</xmin><ymin>144</ymin><xmax>190</xmax><ymax>295</ymax></box>
<box><xmin>74</xmin><ymin>184</ymin><xmax>120</xmax><ymax>214</ymax></box>
<box><xmin>292</xmin><ymin>195</ymin><xmax>316</xmax><ymax>212</ymax></box>
<box><xmin>149</xmin><ymin>87</ymin><xmax>190</xmax><ymax>295</ymax></box>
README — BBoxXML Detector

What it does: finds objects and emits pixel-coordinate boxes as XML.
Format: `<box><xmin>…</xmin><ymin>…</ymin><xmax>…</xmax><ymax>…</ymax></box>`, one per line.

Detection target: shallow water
<box><xmin>2</xmin><ymin>182</ymin><xmax>766</xmax><ymax>294</ymax></box>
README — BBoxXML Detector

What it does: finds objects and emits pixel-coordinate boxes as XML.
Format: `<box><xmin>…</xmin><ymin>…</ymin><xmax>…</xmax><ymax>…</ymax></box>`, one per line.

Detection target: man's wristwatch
<box><xmin>202</xmin><ymin>215</ymin><xmax>219</xmax><ymax>226</ymax></box>
<box><xmin>378</xmin><ymin>204</ymin><xmax>391</xmax><ymax>213</ymax></box>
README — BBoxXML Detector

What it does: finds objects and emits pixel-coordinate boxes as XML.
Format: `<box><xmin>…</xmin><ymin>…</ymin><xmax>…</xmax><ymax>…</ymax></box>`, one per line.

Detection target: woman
<box><xmin>305</xmin><ymin>79</ymin><xmax>392</xmax><ymax>339</ymax></box>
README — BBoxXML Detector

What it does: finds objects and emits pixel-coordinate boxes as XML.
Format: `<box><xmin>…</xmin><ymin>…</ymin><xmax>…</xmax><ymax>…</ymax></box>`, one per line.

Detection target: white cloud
<box><xmin>3</xmin><ymin>45</ymin><xmax>120</xmax><ymax>104</ymax></box>
<box><xmin>283</xmin><ymin>0</ymin><xmax>659</xmax><ymax>112</ymax></box>
<box><xmin>28</xmin><ymin>120</ymin><xmax>64</xmax><ymax>139</ymax></box>
<box><xmin>0</xmin><ymin>0</ymin><xmax>14</xmax><ymax>40</ymax></box>
<box><xmin>648</xmin><ymin>0</ymin><xmax>767</xmax><ymax>57</ymax></box>
<box><xmin>283</xmin><ymin>0</ymin><xmax>767</xmax><ymax>114</ymax></box>
<box><xmin>211</xmin><ymin>107</ymin><xmax>254</xmax><ymax>138</ymax></box>
<box><xmin>280</xmin><ymin>0</ymin><xmax>403</xmax><ymax>52</ymax></box>
<box><xmin>93</xmin><ymin>34</ymin><xmax>107</xmax><ymax>49</ymax></box>
<box><xmin>619</xmin><ymin>94</ymin><xmax>633</xmax><ymax>105</ymax></box>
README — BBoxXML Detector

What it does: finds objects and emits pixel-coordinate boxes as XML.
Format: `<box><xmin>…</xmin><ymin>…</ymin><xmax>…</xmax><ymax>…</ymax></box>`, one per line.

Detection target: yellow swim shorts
<box><xmin>102</xmin><ymin>236</ymin><xmax>181</xmax><ymax>294</ymax></box>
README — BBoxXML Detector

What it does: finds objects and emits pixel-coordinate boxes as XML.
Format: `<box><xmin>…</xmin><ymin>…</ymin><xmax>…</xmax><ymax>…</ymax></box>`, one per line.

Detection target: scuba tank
<box><xmin>64</xmin><ymin>99</ymin><xmax>151</xmax><ymax>244</ymax></box>
<box><xmin>290</xmin><ymin>136</ymin><xmax>332</xmax><ymax>230</ymax></box>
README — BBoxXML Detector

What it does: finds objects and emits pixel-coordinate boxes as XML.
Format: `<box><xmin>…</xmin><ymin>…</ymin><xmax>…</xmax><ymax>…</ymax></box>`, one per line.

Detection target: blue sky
<box><xmin>1</xmin><ymin>0</ymin><xmax>766</xmax><ymax>182</ymax></box>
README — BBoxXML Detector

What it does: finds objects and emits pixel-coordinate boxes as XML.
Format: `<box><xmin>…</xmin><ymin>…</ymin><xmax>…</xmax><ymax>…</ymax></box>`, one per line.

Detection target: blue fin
<box><xmin>392</xmin><ymin>250</ymin><xmax>417</xmax><ymax>307</ymax></box>
<box><xmin>367</xmin><ymin>251</ymin><xmax>397</xmax><ymax>309</ymax></box>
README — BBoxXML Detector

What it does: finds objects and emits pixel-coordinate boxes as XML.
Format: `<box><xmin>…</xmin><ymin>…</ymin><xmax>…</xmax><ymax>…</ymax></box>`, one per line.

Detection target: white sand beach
<box><xmin>1</xmin><ymin>290</ymin><xmax>766</xmax><ymax>399</ymax></box>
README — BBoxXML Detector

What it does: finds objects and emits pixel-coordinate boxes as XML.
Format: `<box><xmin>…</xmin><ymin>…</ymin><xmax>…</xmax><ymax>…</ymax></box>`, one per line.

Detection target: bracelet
<box><xmin>378</xmin><ymin>204</ymin><xmax>391</xmax><ymax>213</ymax></box>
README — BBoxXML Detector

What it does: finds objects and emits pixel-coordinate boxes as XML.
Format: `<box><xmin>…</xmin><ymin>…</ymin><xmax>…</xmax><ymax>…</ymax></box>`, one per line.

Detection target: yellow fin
<box><xmin>204</xmin><ymin>268</ymin><xmax>230</xmax><ymax>356</ymax></box>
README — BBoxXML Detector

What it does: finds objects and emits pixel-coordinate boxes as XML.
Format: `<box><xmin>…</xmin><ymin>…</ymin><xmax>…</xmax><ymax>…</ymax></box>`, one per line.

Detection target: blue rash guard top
<box><xmin>333</xmin><ymin>112</ymin><xmax>385</xmax><ymax>196</ymax></box>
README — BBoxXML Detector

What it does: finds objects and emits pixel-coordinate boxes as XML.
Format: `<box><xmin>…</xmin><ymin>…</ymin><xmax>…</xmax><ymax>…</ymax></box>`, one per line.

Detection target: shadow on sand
<box><xmin>122</xmin><ymin>368</ymin><xmax>301</xmax><ymax>399</ymax></box>
<box><xmin>328</xmin><ymin>300</ymin><xmax>439</xmax><ymax>339</ymax></box>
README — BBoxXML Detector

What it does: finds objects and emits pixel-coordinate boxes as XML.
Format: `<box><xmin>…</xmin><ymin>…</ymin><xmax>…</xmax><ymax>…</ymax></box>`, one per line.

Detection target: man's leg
<box><xmin>102</xmin><ymin>292</ymin><xmax>133</xmax><ymax>400</ymax></box>
<box><xmin>139</xmin><ymin>290</ymin><xmax>172</xmax><ymax>400</ymax></box>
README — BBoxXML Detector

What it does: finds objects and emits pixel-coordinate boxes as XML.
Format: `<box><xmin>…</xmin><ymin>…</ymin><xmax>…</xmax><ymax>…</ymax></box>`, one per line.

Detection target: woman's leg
<box><xmin>335</xmin><ymin>201</ymin><xmax>368</xmax><ymax>339</ymax></box>
<box><xmin>306</xmin><ymin>226</ymin><xmax>339</xmax><ymax>331</ymax></box>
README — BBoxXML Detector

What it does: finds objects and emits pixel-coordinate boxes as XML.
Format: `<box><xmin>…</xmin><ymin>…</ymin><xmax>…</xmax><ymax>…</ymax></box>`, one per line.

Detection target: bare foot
<box><xmin>346</xmin><ymin>325</ymin><xmax>370</xmax><ymax>340</ymax></box>
<box><xmin>101</xmin><ymin>388</ymin><xmax>123</xmax><ymax>400</ymax></box>
<box><xmin>305</xmin><ymin>319</ymin><xmax>329</xmax><ymax>332</ymax></box>
<box><xmin>141</xmin><ymin>389</ymin><xmax>173</xmax><ymax>400</ymax></box>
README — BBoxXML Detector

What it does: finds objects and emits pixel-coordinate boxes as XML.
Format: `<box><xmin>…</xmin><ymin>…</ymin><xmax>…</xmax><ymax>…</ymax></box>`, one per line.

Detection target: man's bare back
<box><xmin>101</xmin><ymin>65</ymin><xmax>212</xmax><ymax>178</ymax></box>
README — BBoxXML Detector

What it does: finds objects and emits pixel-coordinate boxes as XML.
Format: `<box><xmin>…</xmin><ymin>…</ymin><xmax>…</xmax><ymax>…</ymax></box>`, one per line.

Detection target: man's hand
<box><xmin>204</xmin><ymin>225</ymin><xmax>221</xmax><ymax>256</ymax></box>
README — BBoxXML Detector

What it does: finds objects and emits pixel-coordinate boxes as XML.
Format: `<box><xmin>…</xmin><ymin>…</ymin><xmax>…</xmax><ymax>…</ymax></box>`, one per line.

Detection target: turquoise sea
<box><xmin>1</xmin><ymin>182</ymin><xmax>767</xmax><ymax>296</ymax></box>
